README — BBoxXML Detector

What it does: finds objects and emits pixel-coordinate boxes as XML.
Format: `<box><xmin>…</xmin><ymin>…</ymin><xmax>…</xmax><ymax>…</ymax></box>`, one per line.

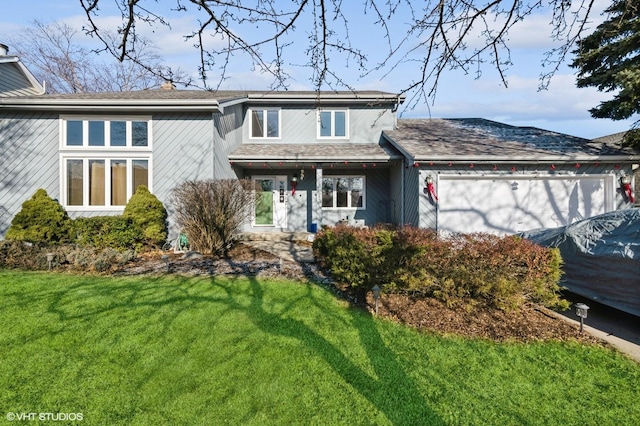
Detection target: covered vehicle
<box><xmin>521</xmin><ymin>208</ymin><xmax>640</xmax><ymax>317</ymax></box>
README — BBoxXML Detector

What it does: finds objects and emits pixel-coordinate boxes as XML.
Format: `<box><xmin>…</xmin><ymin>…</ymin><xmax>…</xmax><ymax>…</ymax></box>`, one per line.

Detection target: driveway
<box><xmin>558</xmin><ymin>291</ymin><xmax>640</xmax><ymax>363</ymax></box>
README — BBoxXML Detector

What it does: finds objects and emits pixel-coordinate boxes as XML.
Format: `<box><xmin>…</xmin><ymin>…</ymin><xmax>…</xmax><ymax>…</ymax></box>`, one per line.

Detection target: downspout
<box><xmin>400</xmin><ymin>159</ymin><xmax>405</xmax><ymax>227</ymax></box>
<box><xmin>211</xmin><ymin>112</ymin><xmax>216</xmax><ymax>179</ymax></box>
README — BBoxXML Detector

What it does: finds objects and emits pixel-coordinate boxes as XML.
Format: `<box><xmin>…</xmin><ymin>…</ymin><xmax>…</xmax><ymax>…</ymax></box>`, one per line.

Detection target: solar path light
<box><xmin>574</xmin><ymin>303</ymin><xmax>590</xmax><ymax>333</ymax></box>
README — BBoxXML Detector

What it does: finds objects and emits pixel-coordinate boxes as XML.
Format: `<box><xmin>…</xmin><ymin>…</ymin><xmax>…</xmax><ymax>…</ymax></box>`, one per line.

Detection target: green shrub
<box><xmin>5</xmin><ymin>189</ymin><xmax>74</xmax><ymax>244</ymax></box>
<box><xmin>313</xmin><ymin>226</ymin><xmax>567</xmax><ymax>312</ymax></box>
<box><xmin>75</xmin><ymin>216</ymin><xmax>143</xmax><ymax>251</ymax></box>
<box><xmin>123</xmin><ymin>185</ymin><xmax>168</xmax><ymax>248</ymax></box>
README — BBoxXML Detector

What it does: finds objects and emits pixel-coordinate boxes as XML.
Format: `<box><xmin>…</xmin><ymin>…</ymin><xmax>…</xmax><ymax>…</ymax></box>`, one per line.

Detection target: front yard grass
<box><xmin>1</xmin><ymin>270</ymin><xmax>639</xmax><ymax>425</ymax></box>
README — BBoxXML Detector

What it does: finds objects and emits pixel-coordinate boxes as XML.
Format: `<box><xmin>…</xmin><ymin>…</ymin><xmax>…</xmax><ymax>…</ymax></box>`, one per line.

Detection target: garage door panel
<box><xmin>438</xmin><ymin>176</ymin><xmax>612</xmax><ymax>235</ymax></box>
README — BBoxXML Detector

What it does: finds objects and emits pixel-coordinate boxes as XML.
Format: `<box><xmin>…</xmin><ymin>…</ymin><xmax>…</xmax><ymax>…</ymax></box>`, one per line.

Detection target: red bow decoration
<box><xmin>624</xmin><ymin>183</ymin><xmax>635</xmax><ymax>203</ymax></box>
<box><xmin>427</xmin><ymin>182</ymin><xmax>439</xmax><ymax>201</ymax></box>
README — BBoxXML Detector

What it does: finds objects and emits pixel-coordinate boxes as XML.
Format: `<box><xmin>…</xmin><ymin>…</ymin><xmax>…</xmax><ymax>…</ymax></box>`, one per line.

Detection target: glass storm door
<box><xmin>254</xmin><ymin>178</ymin><xmax>274</xmax><ymax>225</ymax></box>
<box><xmin>253</xmin><ymin>176</ymin><xmax>287</xmax><ymax>227</ymax></box>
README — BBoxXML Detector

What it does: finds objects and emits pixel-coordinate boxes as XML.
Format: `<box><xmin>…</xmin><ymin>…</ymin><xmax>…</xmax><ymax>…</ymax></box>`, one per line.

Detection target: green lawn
<box><xmin>1</xmin><ymin>270</ymin><xmax>639</xmax><ymax>425</ymax></box>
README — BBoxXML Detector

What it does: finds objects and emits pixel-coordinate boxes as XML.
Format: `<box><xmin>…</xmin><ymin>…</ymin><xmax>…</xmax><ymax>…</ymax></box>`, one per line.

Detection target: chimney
<box><xmin>161</xmin><ymin>81</ymin><xmax>176</xmax><ymax>90</ymax></box>
<box><xmin>0</xmin><ymin>43</ymin><xmax>8</xmax><ymax>56</ymax></box>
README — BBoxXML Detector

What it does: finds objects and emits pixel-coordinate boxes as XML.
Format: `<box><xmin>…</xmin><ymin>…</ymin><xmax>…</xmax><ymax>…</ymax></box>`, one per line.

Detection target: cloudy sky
<box><xmin>1</xmin><ymin>0</ymin><xmax>635</xmax><ymax>139</ymax></box>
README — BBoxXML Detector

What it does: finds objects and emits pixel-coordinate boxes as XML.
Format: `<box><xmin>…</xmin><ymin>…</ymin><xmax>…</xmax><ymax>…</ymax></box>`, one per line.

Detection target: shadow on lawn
<box><xmin>40</xmin><ymin>267</ymin><xmax>443</xmax><ymax>425</ymax></box>
<box><xmin>211</xmin><ymin>271</ymin><xmax>444</xmax><ymax>425</ymax></box>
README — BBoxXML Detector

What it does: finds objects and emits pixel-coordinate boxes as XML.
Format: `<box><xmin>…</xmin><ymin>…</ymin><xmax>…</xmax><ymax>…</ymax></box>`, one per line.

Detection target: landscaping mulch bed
<box><xmin>117</xmin><ymin>243</ymin><xmax>605</xmax><ymax>346</ymax></box>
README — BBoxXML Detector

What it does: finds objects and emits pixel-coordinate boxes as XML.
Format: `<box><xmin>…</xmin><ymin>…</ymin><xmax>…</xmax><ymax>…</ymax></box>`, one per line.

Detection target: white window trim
<box><xmin>59</xmin><ymin>115</ymin><xmax>153</xmax><ymax>150</ymax></box>
<box><xmin>249</xmin><ymin>108</ymin><xmax>281</xmax><ymax>139</ymax></box>
<box><xmin>322</xmin><ymin>175</ymin><xmax>366</xmax><ymax>210</ymax></box>
<box><xmin>317</xmin><ymin>109</ymin><xmax>349</xmax><ymax>139</ymax></box>
<box><xmin>60</xmin><ymin>154</ymin><xmax>153</xmax><ymax>211</ymax></box>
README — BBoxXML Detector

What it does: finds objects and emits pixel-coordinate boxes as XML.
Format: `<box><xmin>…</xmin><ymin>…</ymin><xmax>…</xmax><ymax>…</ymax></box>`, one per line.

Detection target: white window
<box><xmin>62</xmin><ymin>117</ymin><xmax>150</xmax><ymax>148</ymax></box>
<box><xmin>318</xmin><ymin>109</ymin><xmax>348</xmax><ymax>138</ymax></box>
<box><xmin>322</xmin><ymin>176</ymin><xmax>365</xmax><ymax>209</ymax></box>
<box><xmin>60</xmin><ymin>116</ymin><xmax>152</xmax><ymax>210</ymax></box>
<box><xmin>250</xmin><ymin>108</ymin><xmax>280</xmax><ymax>138</ymax></box>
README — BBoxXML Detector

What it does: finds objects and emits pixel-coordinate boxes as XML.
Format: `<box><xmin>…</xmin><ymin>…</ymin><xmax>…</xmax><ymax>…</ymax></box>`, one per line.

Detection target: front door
<box><xmin>253</xmin><ymin>176</ymin><xmax>287</xmax><ymax>228</ymax></box>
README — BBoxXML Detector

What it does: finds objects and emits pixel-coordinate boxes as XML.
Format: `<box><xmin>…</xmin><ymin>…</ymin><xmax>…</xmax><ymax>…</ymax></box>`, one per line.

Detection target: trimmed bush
<box><xmin>5</xmin><ymin>189</ymin><xmax>74</xmax><ymax>244</ymax></box>
<box><xmin>75</xmin><ymin>216</ymin><xmax>143</xmax><ymax>251</ymax></box>
<box><xmin>123</xmin><ymin>185</ymin><xmax>168</xmax><ymax>248</ymax></box>
<box><xmin>313</xmin><ymin>226</ymin><xmax>568</xmax><ymax>312</ymax></box>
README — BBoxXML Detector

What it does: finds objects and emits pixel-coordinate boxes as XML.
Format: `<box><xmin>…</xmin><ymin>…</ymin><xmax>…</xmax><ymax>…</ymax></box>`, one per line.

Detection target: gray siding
<box><xmin>0</xmin><ymin>113</ymin><xmax>150</xmax><ymax>226</ymax></box>
<box><xmin>213</xmin><ymin>104</ymin><xmax>243</xmax><ymax>179</ymax></box>
<box><xmin>0</xmin><ymin>63</ymin><xmax>41</xmax><ymax>97</ymax></box>
<box><xmin>153</xmin><ymin>112</ymin><xmax>215</xmax><ymax>201</ymax></box>
<box><xmin>0</xmin><ymin>113</ymin><xmax>59</xmax><ymax>236</ymax></box>
<box><xmin>243</xmin><ymin>104</ymin><xmax>396</xmax><ymax>144</ymax></box>
<box><xmin>403</xmin><ymin>165</ymin><xmax>421</xmax><ymax>228</ymax></box>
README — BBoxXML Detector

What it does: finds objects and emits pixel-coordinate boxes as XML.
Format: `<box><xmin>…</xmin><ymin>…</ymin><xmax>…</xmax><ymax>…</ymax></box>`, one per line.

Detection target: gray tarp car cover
<box><xmin>521</xmin><ymin>208</ymin><xmax>640</xmax><ymax>317</ymax></box>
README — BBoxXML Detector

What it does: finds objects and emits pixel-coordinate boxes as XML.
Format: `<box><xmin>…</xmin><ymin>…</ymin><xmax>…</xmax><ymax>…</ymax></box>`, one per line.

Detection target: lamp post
<box><xmin>372</xmin><ymin>285</ymin><xmax>381</xmax><ymax>315</ymax></box>
<box><xmin>46</xmin><ymin>253</ymin><xmax>54</xmax><ymax>271</ymax></box>
<box><xmin>575</xmin><ymin>303</ymin><xmax>590</xmax><ymax>333</ymax></box>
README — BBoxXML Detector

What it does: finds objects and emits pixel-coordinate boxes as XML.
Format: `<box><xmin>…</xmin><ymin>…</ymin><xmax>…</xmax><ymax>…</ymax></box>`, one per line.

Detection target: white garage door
<box><xmin>437</xmin><ymin>175</ymin><xmax>615</xmax><ymax>235</ymax></box>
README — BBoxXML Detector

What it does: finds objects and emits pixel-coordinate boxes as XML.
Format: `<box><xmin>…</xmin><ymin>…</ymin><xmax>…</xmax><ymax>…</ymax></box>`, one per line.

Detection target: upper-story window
<box><xmin>64</xmin><ymin>118</ymin><xmax>150</xmax><ymax>148</ymax></box>
<box><xmin>250</xmin><ymin>108</ymin><xmax>280</xmax><ymax>138</ymax></box>
<box><xmin>60</xmin><ymin>116</ymin><xmax>152</xmax><ymax>210</ymax></box>
<box><xmin>318</xmin><ymin>109</ymin><xmax>348</xmax><ymax>139</ymax></box>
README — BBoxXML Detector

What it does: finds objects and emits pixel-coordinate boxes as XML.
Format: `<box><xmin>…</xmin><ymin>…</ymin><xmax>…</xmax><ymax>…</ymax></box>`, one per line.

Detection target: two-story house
<box><xmin>0</xmin><ymin>87</ymin><xmax>408</xmax><ymax>238</ymax></box>
<box><xmin>1</xmin><ymin>50</ymin><xmax>638</xmax><ymax>240</ymax></box>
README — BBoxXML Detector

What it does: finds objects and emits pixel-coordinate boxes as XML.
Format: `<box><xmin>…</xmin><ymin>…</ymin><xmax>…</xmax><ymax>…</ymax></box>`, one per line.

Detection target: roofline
<box><xmin>247</xmin><ymin>91</ymin><xmax>403</xmax><ymax>100</ymax></box>
<box><xmin>409</xmin><ymin>155</ymin><xmax>640</xmax><ymax>163</ymax></box>
<box><xmin>218</xmin><ymin>91</ymin><xmax>405</xmax><ymax>110</ymax></box>
<box><xmin>228</xmin><ymin>154</ymin><xmax>403</xmax><ymax>162</ymax></box>
<box><xmin>382</xmin><ymin>132</ymin><xmax>640</xmax><ymax>163</ymax></box>
<box><xmin>0</xmin><ymin>98</ymin><xmax>221</xmax><ymax>112</ymax></box>
<box><xmin>0</xmin><ymin>56</ymin><xmax>45</xmax><ymax>95</ymax></box>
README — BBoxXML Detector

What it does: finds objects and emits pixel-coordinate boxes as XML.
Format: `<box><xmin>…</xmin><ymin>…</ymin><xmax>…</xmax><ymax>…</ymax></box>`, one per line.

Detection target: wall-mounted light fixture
<box><xmin>299</xmin><ymin>169</ymin><xmax>305</xmax><ymax>181</ymax></box>
<box><xmin>290</xmin><ymin>175</ymin><xmax>298</xmax><ymax>195</ymax></box>
<box><xmin>621</xmin><ymin>174</ymin><xmax>635</xmax><ymax>203</ymax></box>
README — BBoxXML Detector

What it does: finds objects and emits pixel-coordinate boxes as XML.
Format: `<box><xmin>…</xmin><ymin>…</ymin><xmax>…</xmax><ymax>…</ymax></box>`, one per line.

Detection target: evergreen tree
<box><xmin>571</xmin><ymin>0</ymin><xmax>640</xmax><ymax>147</ymax></box>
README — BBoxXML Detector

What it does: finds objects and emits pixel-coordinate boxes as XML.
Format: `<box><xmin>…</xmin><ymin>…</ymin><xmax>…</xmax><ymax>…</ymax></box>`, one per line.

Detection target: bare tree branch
<box><xmin>7</xmin><ymin>19</ymin><xmax>186</xmax><ymax>93</ymax></box>
<box><xmin>75</xmin><ymin>0</ymin><xmax>604</xmax><ymax>102</ymax></box>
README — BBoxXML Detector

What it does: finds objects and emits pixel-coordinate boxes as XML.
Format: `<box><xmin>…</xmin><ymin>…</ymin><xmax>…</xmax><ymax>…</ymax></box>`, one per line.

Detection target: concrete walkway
<box><xmin>245</xmin><ymin>239</ymin><xmax>315</xmax><ymax>263</ymax></box>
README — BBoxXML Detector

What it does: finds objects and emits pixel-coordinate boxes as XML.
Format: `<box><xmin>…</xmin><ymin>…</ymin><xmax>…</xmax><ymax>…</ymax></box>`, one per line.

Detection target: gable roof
<box><xmin>383</xmin><ymin>118</ymin><xmax>640</xmax><ymax>163</ymax></box>
<box><xmin>0</xmin><ymin>55</ymin><xmax>44</xmax><ymax>97</ymax></box>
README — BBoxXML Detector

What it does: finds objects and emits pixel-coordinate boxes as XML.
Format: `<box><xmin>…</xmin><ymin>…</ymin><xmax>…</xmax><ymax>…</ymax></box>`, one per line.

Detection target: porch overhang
<box><xmin>228</xmin><ymin>143</ymin><xmax>403</xmax><ymax>168</ymax></box>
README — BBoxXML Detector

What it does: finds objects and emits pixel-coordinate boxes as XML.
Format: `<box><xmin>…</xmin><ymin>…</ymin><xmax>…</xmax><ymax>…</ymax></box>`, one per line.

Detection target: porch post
<box><xmin>315</xmin><ymin>166</ymin><xmax>323</xmax><ymax>229</ymax></box>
